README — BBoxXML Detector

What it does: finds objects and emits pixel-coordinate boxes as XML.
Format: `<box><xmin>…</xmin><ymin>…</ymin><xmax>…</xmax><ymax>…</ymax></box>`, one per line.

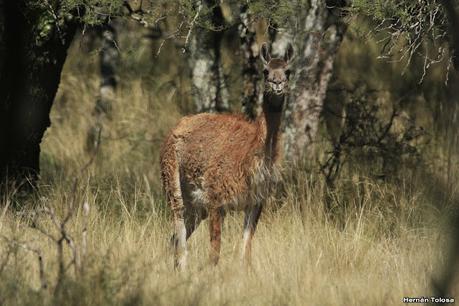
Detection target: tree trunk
<box><xmin>189</xmin><ymin>0</ymin><xmax>229</xmax><ymax>113</ymax></box>
<box><xmin>239</xmin><ymin>4</ymin><xmax>261</xmax><ymax>120</ymax></box>
<box><xmin>442</xmin><ymin>0</ymin><xmax>459</xmax><ymax>70</ymax></box>
<box><xmin>0</xmin><ymin>1</ymin><xmax>77</xmax><ymax>183</ymax></box>
<box><xmin>86</xmin><ymin>23</ymin><xmax>119</xmax><ymax>153</ymax></box>
<box><xmin>432</xmin><ymin>0</ymin><xmax>459</xmax><ymax>299</ymax></box>
<box><xmin>273</xmin><ymin>0</ymin><xmax>348</xmax><ymax>161</ymax></box>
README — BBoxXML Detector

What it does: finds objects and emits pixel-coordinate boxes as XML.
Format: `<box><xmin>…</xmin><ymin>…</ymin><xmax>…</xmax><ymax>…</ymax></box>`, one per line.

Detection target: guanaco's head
<box><xmin>260</xmin><ymin>42</ymin><xmax>294</xmax><ymax>96</ymax></box>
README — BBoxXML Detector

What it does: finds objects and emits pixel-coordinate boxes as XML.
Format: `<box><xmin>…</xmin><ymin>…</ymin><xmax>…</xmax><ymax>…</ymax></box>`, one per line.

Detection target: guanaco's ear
<box><xmin>284</xmin><ymin>43</ymin><xmax>294</xmax><ymax>65</ymax></box>
<box><xmin>260</xmin><ymin>42</ymin><xmax>271</xmax><ymax>67</ymax></box>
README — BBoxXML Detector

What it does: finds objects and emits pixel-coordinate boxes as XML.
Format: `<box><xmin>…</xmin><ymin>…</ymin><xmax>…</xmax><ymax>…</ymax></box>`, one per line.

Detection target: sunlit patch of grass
<box><xmin>0</xmin><ymin>163</ymin><xmax>448</xmax><ymax>306</ymax></box>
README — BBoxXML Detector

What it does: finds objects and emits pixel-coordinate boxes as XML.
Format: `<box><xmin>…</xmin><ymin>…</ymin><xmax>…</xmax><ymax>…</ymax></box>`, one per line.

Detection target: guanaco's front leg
<box><xmin>241</xmin><ymin>204</ymin><xmax>263</xmax><ymax>265</ymax></box>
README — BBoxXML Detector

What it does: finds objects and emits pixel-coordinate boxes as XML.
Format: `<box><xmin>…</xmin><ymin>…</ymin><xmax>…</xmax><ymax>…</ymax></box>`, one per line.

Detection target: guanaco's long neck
<box><xmin>258</xmin><ymin>92</ymin><xmax>285</xmax><ymax>165</ymax></box>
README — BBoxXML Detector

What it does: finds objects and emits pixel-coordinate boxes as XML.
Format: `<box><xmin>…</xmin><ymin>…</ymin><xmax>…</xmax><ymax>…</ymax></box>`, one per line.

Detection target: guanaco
<box><xmin>160</xmin><ymin>42</ymin><xmax>294</xmax><ymax>269</ymax></box>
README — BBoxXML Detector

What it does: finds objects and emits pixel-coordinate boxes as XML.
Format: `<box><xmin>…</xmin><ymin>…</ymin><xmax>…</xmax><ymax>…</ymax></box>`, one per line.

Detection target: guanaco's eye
<box><xmin>263</xmin><ymin>69</ymin><xmax>269</xmax><ymax>76</ymax></box>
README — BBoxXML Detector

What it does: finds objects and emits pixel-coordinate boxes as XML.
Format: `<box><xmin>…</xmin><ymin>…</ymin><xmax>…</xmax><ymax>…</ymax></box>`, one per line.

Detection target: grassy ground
<box><xmin>0</xmin><ymin>25</ymin><xmax>456</xmax><ymax>306</ymax></box>
<box><xmin>0</xmin><ymin>170</ymin><xmax>448</xmax><ymax>306</ymax></box>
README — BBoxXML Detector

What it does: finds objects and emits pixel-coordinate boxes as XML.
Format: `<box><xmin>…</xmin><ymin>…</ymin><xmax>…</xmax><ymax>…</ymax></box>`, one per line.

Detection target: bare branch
<box><xmin>183</xmin><ymin>1</ymin><xmax>203</xmax><ymax>53</ymax></box>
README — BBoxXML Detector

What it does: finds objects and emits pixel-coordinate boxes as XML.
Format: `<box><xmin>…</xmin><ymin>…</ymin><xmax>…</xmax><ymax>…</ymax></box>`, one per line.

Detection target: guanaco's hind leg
<box><xmin>241</xmin><ymin>204</ymin><xmax>263</xmax><ymax>264</ymax></box>
<box><xmin>162</xmin><ymin>143</ymin><xmax>189</xmax><ymax>270</ymax></box>
<box><xmin>209</xmin><ymin>208</ymin><xmax>224</xmax><ymax>265</ymax></box>
<box><xmin>172</xmin><ymin>209</ymin><xmax>187</xmax><ymax>269</ymax></box>
<box><xmin>171</xmin><ymin>205</ymin><xmax>207</xmax><ymax>269</ymax></box>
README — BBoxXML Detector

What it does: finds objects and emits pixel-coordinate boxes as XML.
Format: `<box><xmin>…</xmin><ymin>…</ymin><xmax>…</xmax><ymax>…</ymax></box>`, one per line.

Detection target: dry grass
<box><xmin>0</xmin><ymin>27</ymin><xmax>455</xmax><ymax>306</ymax></box>
<box><xmin>0</xmin><ymin>173</ymin><xmax>447</xmax><ymax>306</ymax></box>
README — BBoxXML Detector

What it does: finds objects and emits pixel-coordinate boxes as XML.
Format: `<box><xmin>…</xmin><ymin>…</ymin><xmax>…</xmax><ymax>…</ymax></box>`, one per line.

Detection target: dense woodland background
<box><xmin>1</xmin><ymin>0</ymin><xmax>459</xmax><ymax>305</ymax></box>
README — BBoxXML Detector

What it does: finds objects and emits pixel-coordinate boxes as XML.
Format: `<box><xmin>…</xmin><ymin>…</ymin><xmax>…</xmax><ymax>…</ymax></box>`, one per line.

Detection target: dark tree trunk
<box><xmin>442</xmin><ymin>0</ymin><xmax>459</xmax><ymax>70</ymax></box>
<box><xmin>239</xmin><ymin>4</ymin><xmax>261</xmax><ymax>120</ymax></box>
<box><xmin>272</xmin><ymin>0</ymin><xmax>348</xmax><ymax>161</ymax></box>
<box><xmin>86</xmin><ymin>22</ymin><xmax>119</xmax><ymax>153</ymax></box>
<box><xmin>189</xmin><ymin>0</ymin><xmax>229</xmax><ymax>113</ymax></box>
<box><xmin>0</xmin><ymin>1</ymin><xmax>77</xmax><ymax>183</ymax></box>
<box><xmin>433</xmin><ymin>1</ymin><xmax>459</xmax><ymax>300</ymax></box>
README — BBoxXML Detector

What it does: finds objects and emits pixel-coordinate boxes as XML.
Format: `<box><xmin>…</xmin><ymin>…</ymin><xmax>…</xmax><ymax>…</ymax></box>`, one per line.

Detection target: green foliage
<box><xmin>247</xmin><ymin>0</ymin><xmax>299</xmax><ymax>27</ymax></box>
<box><xmin>352</xmin><ymin>0</ymin><xmax>400</xmax><ymax>20</ymax></box>
<box><xmin>68</xmin><ymin>0</ymin><xmax>126</xmax><ymax>25</ymax></box>
<box><xmin>351</xmin><ymin>0</ymin><xmax>448</xmax><ymax>73</ymax></box>
<box><xmin>177</xmin><ymin>0</ymin><xmax>306</xmax><ymax>30</ymax></box>
<box><xmin>35</xmin><ymin>13</ymin><xmax>56</xmax><ymax>44</ymax></box>
<box><xmin>26</xmin><ymin>0</ymin><xmax>132</xmax><ymax>30</ymax></box>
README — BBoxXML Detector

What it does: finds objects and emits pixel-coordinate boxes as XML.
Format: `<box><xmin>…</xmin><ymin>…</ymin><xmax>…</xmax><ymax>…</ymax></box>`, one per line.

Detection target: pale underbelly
<box><xmin>182</xmin><ymin>164</ymin><xmax>281</xmax><ymax>211</ymax></box>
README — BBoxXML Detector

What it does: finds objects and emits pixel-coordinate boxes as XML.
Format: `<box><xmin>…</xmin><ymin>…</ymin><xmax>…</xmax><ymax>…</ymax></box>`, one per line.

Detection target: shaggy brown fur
<box><xmin>160</xmin><ymin>42</ymin><xmax>294</xmax><ymax>269</ymax></box>
<box><xmin>162</xmin><ymin>111</ymin><xmax>277</xmax><ymax>207</ymax></box>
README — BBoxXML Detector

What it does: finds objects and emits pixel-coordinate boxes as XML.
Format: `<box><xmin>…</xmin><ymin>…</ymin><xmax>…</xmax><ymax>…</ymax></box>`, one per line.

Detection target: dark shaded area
<box><xmin>442</xmin><ymin>0</ymin><xmax>459</xmax><ymax>70</ymax></box>
<box><xmin>0</xmin><ymin>1</ymin><xmax>77</xmax><ymax>185</ymax></box>
<box><xmin>433</xmin><ymin>1</ymin><xmax>459</xmax><ymax>303</ymax></box>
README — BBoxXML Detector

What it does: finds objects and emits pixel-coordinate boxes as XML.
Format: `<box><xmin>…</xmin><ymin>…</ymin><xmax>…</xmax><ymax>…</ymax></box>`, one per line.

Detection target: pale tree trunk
<box><xmin>273</xmin><ymin>0</ymin><xmax>348</xmax><ymax>161</ymax></box>
<box><xmin>86</xmin><ymin>23</ymin><xmax>119</xmax><ymax>153</ymax></box>
<box><xmin>189</xmin><ymin>0</ymin><xmax>229</xmax><ymax>113</ymax></box>
<box><xmin>239</xmin><ymin>4</ymin><xmax>262</xmax><ymax>119</ymax></box>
